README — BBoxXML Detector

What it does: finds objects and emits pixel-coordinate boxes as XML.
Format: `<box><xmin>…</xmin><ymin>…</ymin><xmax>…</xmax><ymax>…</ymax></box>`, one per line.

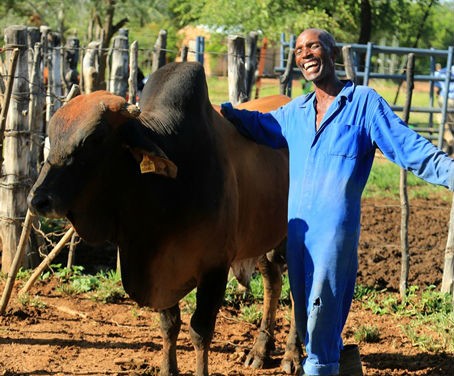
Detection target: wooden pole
<box><xmin>245</xmin><ymin>31</ymin><xmax>258</xmax><ymax>99</ymax></box>
<box><xmin>254</xmin><ymin>37</ymin><xmax>268</xmax><ymax>99</ymax></box>
<box><xmin>0</xmin><ymin>48</ymin><xmax>20</xmax><ymax>168</ymax></box>
<box><xmin>19</xmin><ymin>227</ymin><xmax>75</xmax><ymax>295</ymax></box>
<box><xmin>66</xmin><ymin>231</ymin><xmax>78</xmax><ymax>270</ymax></box>
<box><xmin>128</xmin><ymin>40</ymin><xmax>138</xmax><ymax>104</ymax></box>
<box><xmin>0</xmin><ymin>210</ymin><xmax>34</xmax><ymax>314</ymax></box>
<box><xmin>181</xmin><ymin>46</ymin><xmax>189</xmax><ymax>62</ymax></box>
<box><xmin>399</xmin><ymin>53</ymin><xmax>415</xmax><ymax>298</ymax></box>
<box><xmin>0</xmin><ymin>26</ymin><xmax>31</xmax><ymax>273</ymax></box>
<box><xmin>342</xmin><ymin>45</ymin><xmax>357</xmax><ymax>84</ymax></box>
<box><xmin>46</xmin><ymin>32</ymin><xmax>63</xmax><ymax>124</ymax></box>
<box><xmin>227</xmin><ymin>35</ymin><xmax>247</xmax><ymax>106</ymax></box>
<box><xmin>151</xmin><ymin>30</ymin><xmax>167</xmax><ymax>73</ymax></box>
<box><xmin>442</xmin><ymin>194</ymin><xmax>454</xmax><ymax>304</ymax></box>
<box><xmin>280</xmin><ymin>48</ymin><xmax>295</xmax><ymax>97</ymax></box>
<box><xmin>63</xmin><ymin>36</ymin><xmax>80</xmax><ymax>95</ymax></box>
<box><xmin>109</xmin><ymin>29</ymin><xmax>129</xmax><ymax>98</ymax></box>
<box><xmin>82</xmin><ymin>41</ymin><xmax>100</xmax><ymax>94</ymax></box>
<box><xmin>29</xmin><ymin>42</ymin><xmax>44</xmax><ymax>181</ymax></box>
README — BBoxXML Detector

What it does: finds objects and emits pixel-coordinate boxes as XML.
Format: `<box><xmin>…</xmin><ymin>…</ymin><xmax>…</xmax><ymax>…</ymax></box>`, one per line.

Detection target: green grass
<box><xmin>363</xmin><ymin>158</ymin><xmax>451</xmax><ymax>200</ymax></box>
<box><xmin>354</xmin><ymin>284</ymin><xmax>454</xmax><ymax>352</ymax></box>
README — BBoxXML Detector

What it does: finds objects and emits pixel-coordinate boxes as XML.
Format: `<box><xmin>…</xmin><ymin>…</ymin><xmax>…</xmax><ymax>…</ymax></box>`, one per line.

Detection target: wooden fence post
<box><xmin>109</xmin><ymin>29</ymin><xmax>129</xmax><ymax>97</ymax></box>
<box><xmin>280</xmin><ymin>48</ymin><xmax>295</xmax><ymax>97</ymax></box>
<box><xmin>63</xmin><ymin>36</ymin><xmax>80</xmax><ymax>95</ymax></box>
<box><xmin>342</xmin><ymin>45</ymin><xmax>357</xmax><ymax>84</ymax></box>
<box><xmin>26</xmin><ymin>27</ymin><xmax>40</xmax><ymax>79</ymax></box>
<box><xmin>152</xmin><ymin>29</ymin><xmax>167</xmax><ymax>73</ymax></box>
<box><xmin>82</xmin><ymin>41</ymin><xmax>101</xmax><ymax>94</ymax></box>
<box><xmin>399</xmin><ymin>53</ymin><xmax>415</xmax><ymax>298</ymax></box>
<box><xmin>245</xmin><ymin>31</ymin><xmax>258</xmax><ymax>100</ymax></box>
<box><xmin>128</xmin><ymin>40</ymin><xmax>138</xmax><ymax>104</ymax></box>
<box><xmin>181</xmin><ymin>46</ymin><xmax>189</xmax><ymax>62</ymax></box>
<box><xmin>45</xmin><ymin>32</ymin><xmax>63</xmax><ymax>127</ymax></box>
<box><xmin>227</xmin><ymin>35</ymin><xmax>247</xmax><ymax>106</ymax></box>
<box><xmin>442</xmin><ymin>194</ymin><xmax>454</xmax><ymax>302</ymax></box>
<box><xmin>0</xmin><ymin>26</ymin><xmax>31</xmax><ymax>273</ymax></box>
<box><xmin>0</xmin><ymin>210</ymin><xmax>35</xmax><ymax>314</ymax></box>
<box><xmin>254</xmin><ymin>37</ymin><xmax>268</xmax><ymax>99</ymax></box>
<box><xmin>29</xmin><ymin>42</ymin><xmax>45</xmax><ymax>181</ymax></box>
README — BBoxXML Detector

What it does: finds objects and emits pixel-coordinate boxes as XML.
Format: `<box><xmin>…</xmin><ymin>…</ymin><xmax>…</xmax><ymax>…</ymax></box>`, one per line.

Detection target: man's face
<box><xmin>294</xmin><ymin>30</ymin><xmax>334</xmax><ymax>83</ymax></box>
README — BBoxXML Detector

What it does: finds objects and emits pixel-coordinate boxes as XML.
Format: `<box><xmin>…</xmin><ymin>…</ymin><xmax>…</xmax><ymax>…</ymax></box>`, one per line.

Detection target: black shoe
<box><xmin>299</xmin><ymin>344</ymin><xmax>363</xmax><ymax>376</ymax></box>
<box><xmin>339</xmin><ymin>344</ymin><xmax>363</xmax><ymax>376</ymax></box>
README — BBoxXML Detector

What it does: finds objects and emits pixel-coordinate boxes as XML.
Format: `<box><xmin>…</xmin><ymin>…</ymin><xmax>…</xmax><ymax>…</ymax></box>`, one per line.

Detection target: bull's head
<box><xmin>27</xmin><ymin>91</ymin><xmax>177</xmax><ymax>242</ymax></box>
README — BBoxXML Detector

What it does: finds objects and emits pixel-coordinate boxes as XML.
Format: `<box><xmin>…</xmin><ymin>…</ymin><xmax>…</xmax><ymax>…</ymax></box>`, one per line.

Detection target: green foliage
<box><xmin>15</xmin><ymin>268</ymin><xmax>33</xmax><ymax>281</ymax></box>
<box><xmin>353</xmin><ymin>284</ymin><xmax>453</xmax><ymax>351</ymax></box>
<box><xmin>89</xmin><ymin>269</ymin><xmax>126</xmax><ymax>303</ymax></box>
<box><xmin>46</xmin><ymin>264</ymin><xmax>126</xmax><ymax>303</ymax></box>
<box><xmin>2</xmin><ymin>0</ymin><xmax>453</xmax><ymax>58</ymax></box>
<box><xmin>239</xmin><ymin>303</ymin><xmax>262</xmax><ymax>325</ymax></box>
<box><xmin>182</xmin><ymin>289</ymin><xmax>197</xmax><ymax>314</ymax></box>
<box><xmin>354</xmin><ymin>324</ymin><xmax>381</xmax><ymax>343</ymax></box>
<box><xmin>17</xmin><ymin>293</ymin><xmax>47</xmax><ymax>309</ymax></box>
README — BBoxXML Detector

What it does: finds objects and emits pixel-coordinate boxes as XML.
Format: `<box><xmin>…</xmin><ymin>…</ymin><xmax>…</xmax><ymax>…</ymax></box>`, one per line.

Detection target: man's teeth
<box><xmin>304</xmin><ymin>62</ymin><xmax>318</xmax><ymax>70</ymax></box>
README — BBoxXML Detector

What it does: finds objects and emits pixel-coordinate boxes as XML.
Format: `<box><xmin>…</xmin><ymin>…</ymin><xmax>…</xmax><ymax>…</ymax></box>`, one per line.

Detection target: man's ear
<box><xmin>122</xmin><ymin>124</ymin><xmax>178</xmax><ymax>179</ymax></box>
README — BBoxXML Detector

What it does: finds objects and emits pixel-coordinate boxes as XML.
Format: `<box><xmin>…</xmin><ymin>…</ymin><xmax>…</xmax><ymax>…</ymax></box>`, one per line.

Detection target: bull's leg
<box><xmin>159</xmin><ymin>304</ymin><xmax>181</xmax><ymax>376</ymax></box>
<box><xmin>244</xmin><ymin>253</ymin><xmax>282</xmax><ymax>369</ymax></box>
<box><xmin>189</xmin><ymin>267</ymin><xmax>228</xmax><ymax>376</ymax></box>
<box><xmin>281</xmin><ymin>300</ymin><xmax>302</xmax><ymax>374</ymax></box>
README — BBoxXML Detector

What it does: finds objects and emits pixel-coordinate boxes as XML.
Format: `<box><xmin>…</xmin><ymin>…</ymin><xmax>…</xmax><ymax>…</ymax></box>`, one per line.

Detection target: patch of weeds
<box><xmin>280</xmin><ymin>274</ymin><xmax>291</xmax><ymax>305</ymax></box>
<box><xmin>239</xmin><ymin>303</ymin><xmax>262</xmax><ymax>325</ymax></box>
<box><xmin>89</xmin><ymin>270</ymin><xmax>126</xmax><ymax>303</ymax></box>
<box><xmin>16</xmin><ymin>267</ymin><xmax>33</xmax><ymax>281</ymax></box>
<box><xmin>17</xmin><ymin>293</ymin><xmax>47</xmax><ymax>309</ymax></box>
<box><xmin>249</xmin><ymin>273</ymin><xmax>264</xmax><ymax>302</ymax></box>
<box><xmin>353</xmin><ymin>324</ymin><xmax>381</xmax><ymax>343</ymax></box>
<box><xmin>354</xmin><ymin>284</ymin><xmax>453</xmax><ymax>352</ymax></box>
<box><xmin>182</xmin><ymin>289</ymin><xmax>197</xmax><ymax>314</ymax></box>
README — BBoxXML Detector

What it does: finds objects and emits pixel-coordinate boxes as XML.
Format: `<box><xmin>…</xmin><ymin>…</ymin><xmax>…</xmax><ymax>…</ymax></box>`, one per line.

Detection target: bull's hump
<box><xmin>140</xmin><ymin>62</ymin><xmax>209</xmax><ymax>114</ymax></box>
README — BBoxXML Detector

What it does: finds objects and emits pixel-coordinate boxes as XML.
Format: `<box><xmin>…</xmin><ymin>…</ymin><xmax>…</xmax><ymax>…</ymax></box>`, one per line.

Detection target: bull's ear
<box><xmin>121</xmin><ymin>118</ymin><xmax>178</xmax><ymax>179</ymax></box>
<box><xmin>128</xmin><ymin>146</ymin><xmax>178</xmax><ymax>179</ymax></box>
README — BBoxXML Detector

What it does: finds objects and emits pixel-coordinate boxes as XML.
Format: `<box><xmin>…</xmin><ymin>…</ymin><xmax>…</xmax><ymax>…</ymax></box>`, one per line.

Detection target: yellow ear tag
<box><xmin>140</xmin><ymin>154</ymin><xmax>156</xmax><ymax>174</ymax></box>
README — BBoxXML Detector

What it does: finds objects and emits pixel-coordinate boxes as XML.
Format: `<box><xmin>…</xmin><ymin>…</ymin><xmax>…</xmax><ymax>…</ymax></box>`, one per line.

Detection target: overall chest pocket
<box><xmin>327</xmin><ymin>124</ymin><xmax>368</xmax><ymax>159</ymax></box>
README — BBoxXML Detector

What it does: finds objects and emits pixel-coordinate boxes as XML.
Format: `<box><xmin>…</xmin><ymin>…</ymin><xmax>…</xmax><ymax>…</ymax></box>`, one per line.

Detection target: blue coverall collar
<box><xmin>298</xmin><ymin>80</ymin><xmax>354</xmax><ymax>108</ymax></box>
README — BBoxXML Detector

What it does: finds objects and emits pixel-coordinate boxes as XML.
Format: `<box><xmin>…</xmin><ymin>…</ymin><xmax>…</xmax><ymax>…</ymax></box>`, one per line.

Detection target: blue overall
<box><xmin>221</xmin><ymin>81</ymin><xmax>454</xmax><ymax>375</ymax></box>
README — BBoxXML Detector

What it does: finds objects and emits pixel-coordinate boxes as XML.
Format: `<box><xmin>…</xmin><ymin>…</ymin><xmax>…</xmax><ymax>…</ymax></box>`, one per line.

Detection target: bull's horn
<box><xmin>121</xmin><ymin>103</ymin><xmax>141</xmax><ymax>118</ymax></box>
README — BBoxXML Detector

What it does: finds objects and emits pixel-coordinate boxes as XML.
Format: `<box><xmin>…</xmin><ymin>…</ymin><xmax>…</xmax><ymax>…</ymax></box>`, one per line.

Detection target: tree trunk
<box><xmin>358</xmin><ymin>0</ymin><xmax>372</xmax><ymax>45</ymax></box>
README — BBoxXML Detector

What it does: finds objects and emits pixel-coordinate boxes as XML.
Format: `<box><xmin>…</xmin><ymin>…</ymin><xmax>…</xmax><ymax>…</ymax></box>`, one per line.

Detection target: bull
<box><xmin>27</xmin><ymin>62</ymin><xmax>299</xmax><ymax>375</ymax></box>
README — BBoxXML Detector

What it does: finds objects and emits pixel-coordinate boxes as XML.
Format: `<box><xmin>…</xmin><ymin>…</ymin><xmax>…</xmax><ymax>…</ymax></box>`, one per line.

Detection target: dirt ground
<box><xmin>1</xmin><ymin>196</ymin><xmax>453</xmax><ymax>375</ymax></box>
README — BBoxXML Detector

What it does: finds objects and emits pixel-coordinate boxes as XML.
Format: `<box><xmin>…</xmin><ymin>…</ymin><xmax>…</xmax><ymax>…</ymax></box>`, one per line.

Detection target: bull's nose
<box><xmin>28</xmin><ymin>191</ymin><xmax>53</xmax><ymax>216</ymax></box>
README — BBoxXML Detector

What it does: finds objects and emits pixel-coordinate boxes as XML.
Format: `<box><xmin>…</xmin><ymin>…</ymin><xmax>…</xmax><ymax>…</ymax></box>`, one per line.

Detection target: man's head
<box><xmin>294</xmin><ymin>28</ymin><xmax>337</xmax><ymax>84</ymax></box>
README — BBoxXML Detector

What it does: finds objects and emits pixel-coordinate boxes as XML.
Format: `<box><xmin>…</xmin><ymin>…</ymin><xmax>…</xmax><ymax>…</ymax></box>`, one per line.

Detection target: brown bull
<box><xmin>28</xmin><ymin>62</ymin><xmax>299</xmax><ymax>375</ymax></box>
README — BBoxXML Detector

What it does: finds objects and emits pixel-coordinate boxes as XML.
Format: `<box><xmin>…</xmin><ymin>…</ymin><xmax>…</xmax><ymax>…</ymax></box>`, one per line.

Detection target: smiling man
<box><xmin>221</xmin><ymin>28</ymin><xmax>454</xmax><ymax>376</ymax></box>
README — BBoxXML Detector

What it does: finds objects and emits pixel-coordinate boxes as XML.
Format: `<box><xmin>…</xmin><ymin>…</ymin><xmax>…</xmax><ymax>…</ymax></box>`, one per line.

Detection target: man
<box><xmin>434</xmin><ymin>65</ymin><xmax>454</xmax><ymax>154</ymax></box>
<box><xmin>221</xmin><ymin>28</ymin><xmax>454</xmax><ymax>376</ymax></box>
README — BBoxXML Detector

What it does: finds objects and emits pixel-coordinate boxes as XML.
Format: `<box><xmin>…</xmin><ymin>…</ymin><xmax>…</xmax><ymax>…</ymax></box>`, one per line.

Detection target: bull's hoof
<box><xmin>244</xmin><ymin>332</ymin><xmax>274</xmax><ymax>369</ymax></box>
<box><xmin>159</xmin><ymin>363</ymin><xmax>179</xmax><ymax>376</ymax></box>
<box><xmin>281</xmin><ymin>352</ymin><xmax>301</xmax><ymax>374</ymax></box>
<box><xmin>244</xmin><ymin>350</ymin><xmax>267</xmax><ymax>369</ymax></box>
